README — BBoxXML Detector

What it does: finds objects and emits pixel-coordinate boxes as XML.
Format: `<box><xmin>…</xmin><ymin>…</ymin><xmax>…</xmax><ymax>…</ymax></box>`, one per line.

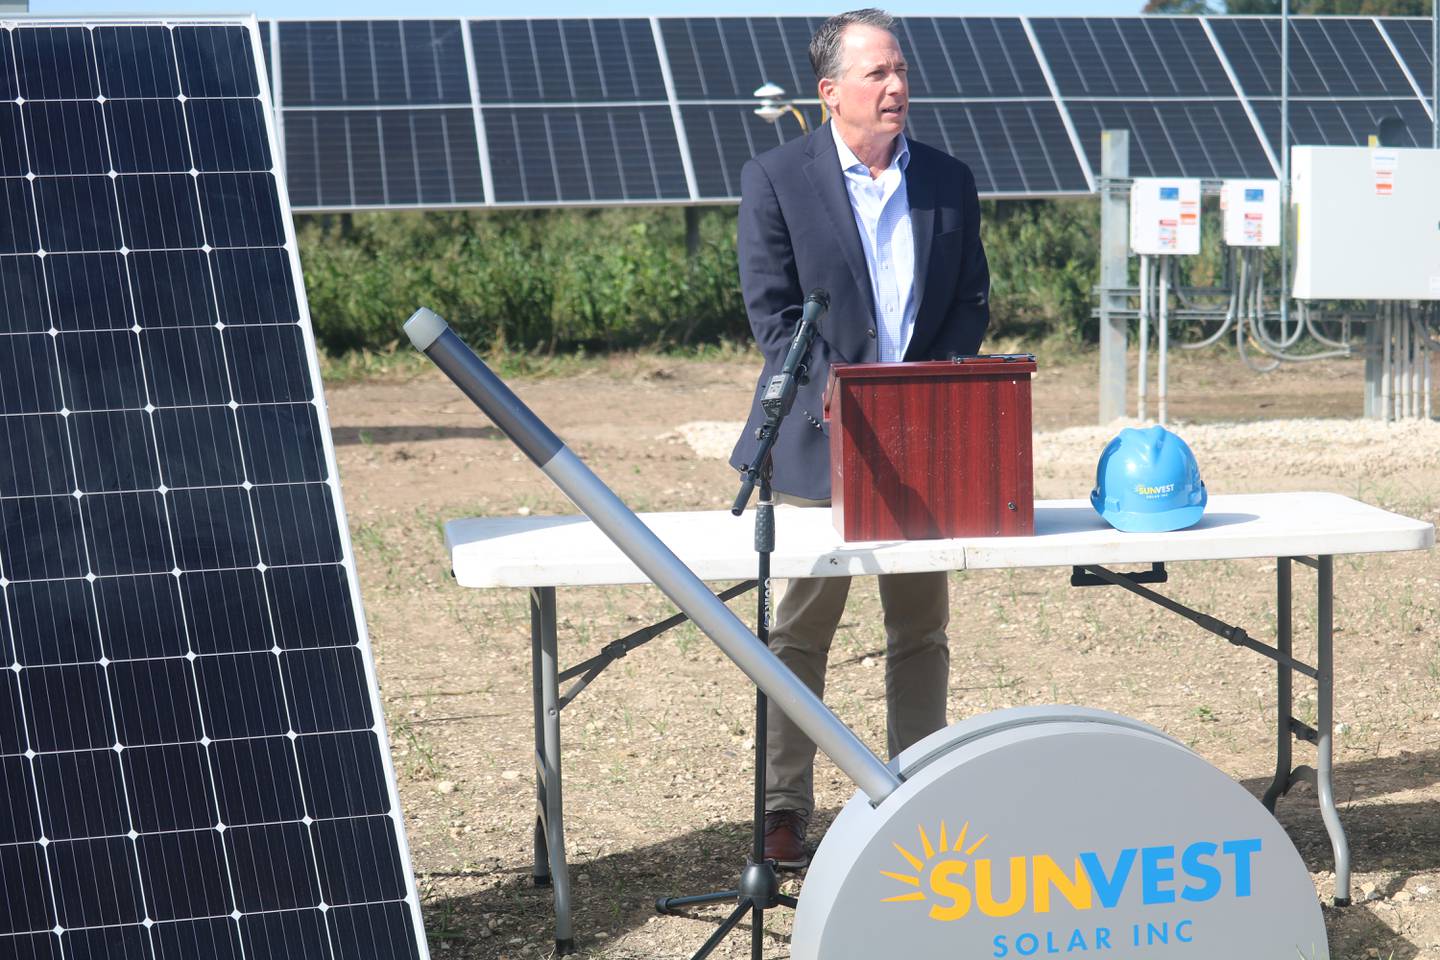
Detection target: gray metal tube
<box><xmin>1158</xmin><ymin>256</ymin><xmax>1169</xmax><ymax>426</ymax></box>
<box><xmin>405</xmin><ymin>309</ymin><xmax>903</xmax><ymax>804</ymax></box>
<box><xmin>1433</xmin><ymin>0</ymin><xmax>1438</xmax><ymax>148</ymax></box>
<box><xmin>1138</xmin><ymin>255</ymin><xmax>1150</xmax><ymax>421</ymax></box>
<box><xmin>1280</xmin><ymin>1</ymin><xmax>1291</xmax><ymax>329</ymax></box>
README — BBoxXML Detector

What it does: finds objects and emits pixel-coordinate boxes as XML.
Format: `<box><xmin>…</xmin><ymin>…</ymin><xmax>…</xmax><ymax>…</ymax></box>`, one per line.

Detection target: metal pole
<box><xmin>1098</xmin><ymin>130</ymin><xmax>1131</xmax><ymax>424</ymax></box>
<box><xmin>1138</xmin><ymin>255</ymin><xmax>1150</xmax><ymax>422</ymax></box>
<box><xmin>1280</xmin><ymin>0</ymin><xmax>1291</xmax><ymax>329</ymax></box>
<box><xmin>405</xmin><ymin>309</ymin><xmax>904</xmax><ymax>804</ymax></box>
<box><xmin>1433</xmin><ymin>0</ymin><xmax>1438</xmax><ymax>148</ymax></box>
<box><xmin>1158</xmin><ymin>257</ymin><xmax>1170</xmax><ymax>426</ymax></box>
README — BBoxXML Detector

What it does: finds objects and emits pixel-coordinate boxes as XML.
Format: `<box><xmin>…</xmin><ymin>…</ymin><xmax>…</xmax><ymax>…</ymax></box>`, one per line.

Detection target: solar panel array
<box><xmin>252</xmin><ymin>15</ymin><xmax>1437</xmax><ymax>208</ymax></box>
<box><xmin>250</xmin><ymin>13</ymin><xmax>1440</xmax><ymax>208</ymax></box>
<box><xmin>0</xmin><ymin>17</ymin><xmax>428</xmax><ymax>960</ymax></box>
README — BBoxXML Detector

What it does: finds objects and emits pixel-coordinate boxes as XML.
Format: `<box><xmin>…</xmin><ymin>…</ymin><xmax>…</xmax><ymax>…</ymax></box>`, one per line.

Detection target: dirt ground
<box><xmin>324</xmin><ymin>345</ymin><xmax>1440</xmax><ymax>960</ymax></box>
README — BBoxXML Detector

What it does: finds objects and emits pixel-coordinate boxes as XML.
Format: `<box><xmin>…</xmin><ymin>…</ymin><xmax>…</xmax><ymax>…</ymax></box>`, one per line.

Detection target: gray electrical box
<box><xmin>1292</xmin><ymin>145</ymin><xmax>1440</xmax><ymax>300</ymax></box>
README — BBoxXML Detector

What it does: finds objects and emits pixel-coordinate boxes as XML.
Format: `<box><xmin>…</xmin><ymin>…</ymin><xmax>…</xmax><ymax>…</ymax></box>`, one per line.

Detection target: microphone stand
<box><xmin>655</xmin><ymin>295</ymin><xmax>824</xmax><ymax>960</ymax></box>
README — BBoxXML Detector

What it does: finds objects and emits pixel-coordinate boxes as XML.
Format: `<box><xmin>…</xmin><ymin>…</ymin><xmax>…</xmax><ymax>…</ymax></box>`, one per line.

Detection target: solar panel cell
<box><xmin>0</xmin><ymin>256</ymin><xmax>47</xmax><ymax>330</ymax></box>
<box><xmin>23</xmin><ymin>102</ymin><xmax>108</xmax><ymax>176</ymax></box>
<box><xmin>0</xmin><ymin>179</ymin><xmax>39</xmax><ymax>253</ymax></box>
<box><xmin>0</xmin><ymin>757</ymin><xmax>41</xmax><ymax>844</ymax></box>
<box><xmin>197</xmin><ymin>172</ymin><xmax>286</xmax><ymax>247</ymax></box>
<box><xmin>175</xmin><ymin>25</ymin><xmax>260</xmax><ymax>98</ymax></box>
<box><xmin>94</xmin><ymin>574</ymin><xmax>186</xmax><ymax>659</ymax></box>
<box><xmin>34</xmin><ymin>751</ymin><xmax>127</xmax><ymax>841</ymax></box>
<box><xmin>237</xmin><ymin>403</ymin><xmax>327</xmax><ymax>483</ymax></box>
<box><xmin>36</xmin><ymin>176</ymin><xmax>122</xmax><ymax>252</ymax></box>
<box><xmin>0</xmin><ymin>335</ymin><xmax>60</xmax><ymax>412</ymax></box>
<box><xmin>168</xmin><ymin>487</ymin><xmax>259</xmax><ymax>569</ymax></box>
<box><xmin>94</xmin><ymin>25</ymin><xmax>180</xmax><ymax>98</ymax></box>
<box><xmin>109</xmin><ymin>657</ymin><xmax>204</xmax><ymax>743</ymax></box>
<box><xmin>251</xmin><ymin>484</ymin><xmax>343</xmax><ymax>564</ymax></box>
<box><xmin>0</xmin><ymin>846</ymin><xmax>57</xmax><ymax>931</ymax></box>
<box><xmin>154</xmin><ymin>406</ymin><xmax>244</xmax><ymax>487</ymax></box>
<box><xmin>120</xmin><ymin>743</ymin><xmax>218</xmax><ymax>832</ymax></box>
<box><xmin>268</xmin><ymin>566</ymin><xmax>358</xmax><ymax>649</ymax></box>
<box><xmin>0</xmin><ymin>415</ymin><xmax>71</xmax><ymax>497</ymax></box>
<box><xmin>226</xmin><ymin>821</ymin><xmax>322</xmax><ymax>911</ymax></box>
<box><xmin>188</xmin><ymin>98</ymin><xmax>273</xmax><ymax>172</ymax></box>
<box><xmin>135</xmin><ymin>828</ymin><xmax>231</xmax><ymax>919</ymax></box>
<box><xmin>313</xmin><ymin>815</ymin><xmax>408</xmax><ymax>902</ymax></box>
<box><xmin>297</xmin><ymin>730</ymin><xmax>391</xmax><ymax>816</ymax></box>
<box><xmin>0</xmin><ymin>105</ymin><xmax>24</xmax><ymax>176</ymax></box>
<box><xmin>10</xmin><ymin>581</ymin><xmax>99</xmax><ymax>664</ymax></box>
<box><xmin>45</xmin><ymin>254</ymin><xmax>131</xmax><ymax>331</ymax></box>
<box><xmin>116</xmin><ymin>174</ymin><xmax>206</xmax><ymax>250</ymax></box>
<box><xmin>55</xmin><ymin>330</ymin><xmax>145</xmax><ymax>410</ymax></box>
<box><xmin>71</xmin><ymin>410</ymin><xmax>156</xmax><ymax>491</ymax></box>
<box><xmin>14</xmin><ymin>26</ymin><xmax>98</xmax><ymax>100</ymax></box>
<box><xmin>209</xmin><ymin>736</ymin><xmax>306</xmax><ymax>824</ymax></box>
<box><xmin>84</xmin><ymin>492</ymin><xmax>173</xmax><ymax>575</ymax></box>
<box><xmin>105</xmin><ymin>99</ymin><xmax>191</xmax><ymax>174</ymax></box>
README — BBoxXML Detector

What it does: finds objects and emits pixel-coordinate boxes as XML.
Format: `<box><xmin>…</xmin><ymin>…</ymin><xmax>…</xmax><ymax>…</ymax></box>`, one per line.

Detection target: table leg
<box><xmin>1315</xmin><ymin>556</ymin><xmax>1351</xmax><ymax>906</ymax></box>
<box><xmin>531</xmin><ymin>587</ymin><xmax>575</xmax><ymax>952</ymax></box>
<box><xmin>1263</xmin><ymin>558</ymin><xmax>1293</xmax><ymax>812</ymax></box>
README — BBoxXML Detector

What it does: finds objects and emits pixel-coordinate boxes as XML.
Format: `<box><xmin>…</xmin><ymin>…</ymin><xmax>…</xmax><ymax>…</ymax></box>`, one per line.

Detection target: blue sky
<box><xmin>28</xmin><ymin>1</ymin><xmax>1145</xmax><ymax>20</ymax></box>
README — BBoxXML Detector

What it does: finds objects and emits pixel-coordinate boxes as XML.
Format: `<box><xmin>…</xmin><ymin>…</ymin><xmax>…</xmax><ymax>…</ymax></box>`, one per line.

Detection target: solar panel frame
<box><xmin>0</xmin><ymin>16</ymin><xmax>431</xmax><ymax>960</ymax></box>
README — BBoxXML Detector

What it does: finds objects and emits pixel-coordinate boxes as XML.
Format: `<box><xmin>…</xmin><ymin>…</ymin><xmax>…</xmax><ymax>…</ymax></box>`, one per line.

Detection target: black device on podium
<box><xmin>653</xmin><ymin>290</ymin><xmax>829</xmax><ymax>959</ymax></box>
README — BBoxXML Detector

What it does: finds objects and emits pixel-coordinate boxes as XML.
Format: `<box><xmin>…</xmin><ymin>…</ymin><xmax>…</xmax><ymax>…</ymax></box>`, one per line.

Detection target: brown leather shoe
<box><xmin>763</xmin><ymin>810</ymin><xmax>810</xmax><ymax>870</ymax></box>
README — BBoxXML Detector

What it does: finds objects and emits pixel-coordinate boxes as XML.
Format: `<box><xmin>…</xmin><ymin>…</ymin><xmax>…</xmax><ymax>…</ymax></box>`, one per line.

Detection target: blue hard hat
<box><xmin>1090</xmin><ymin>425</ymin><xmax>1207</xmax><ymax>533</ymax></box>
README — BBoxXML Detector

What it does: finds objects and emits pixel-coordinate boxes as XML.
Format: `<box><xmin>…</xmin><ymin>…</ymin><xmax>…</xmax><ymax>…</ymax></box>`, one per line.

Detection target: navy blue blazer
<box><xmin>728</xmin><ymin>122</ymin><xmax>991</xmax><ymax>500</ymax></box>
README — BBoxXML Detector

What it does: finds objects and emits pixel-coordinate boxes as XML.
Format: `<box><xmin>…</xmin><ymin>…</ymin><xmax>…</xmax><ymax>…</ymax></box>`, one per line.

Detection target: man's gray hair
<box><xmin>809</xmin><ymin>8</ymin><xmax>896</xmax><ymax>81</ymax></box>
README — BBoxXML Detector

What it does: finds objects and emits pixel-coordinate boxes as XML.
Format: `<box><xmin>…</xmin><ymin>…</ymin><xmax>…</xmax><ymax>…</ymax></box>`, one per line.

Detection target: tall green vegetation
<box><xmin>296</xmin><ymin>200</ymin><xmax>1104</xmax><ymax>356</ymax></box>
<box><xmin>296</xmin><ymin>207</ymin><xmax>746</xmax><ymax>355</ymax></box>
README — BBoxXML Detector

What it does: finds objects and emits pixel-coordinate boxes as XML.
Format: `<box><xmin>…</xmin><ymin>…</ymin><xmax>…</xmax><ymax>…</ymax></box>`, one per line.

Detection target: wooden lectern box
<box><xmin>823</xmin><ymin>356</ymin><xmax>1036</xmax><ymax>542</ymax></box>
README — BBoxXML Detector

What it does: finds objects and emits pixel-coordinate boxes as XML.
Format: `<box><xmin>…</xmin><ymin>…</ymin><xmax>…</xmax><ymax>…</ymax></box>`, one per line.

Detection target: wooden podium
<box><xmin>823</xmin><ymin>356</ymin><xmax>1036</xmax><ymax>542</ymax></box>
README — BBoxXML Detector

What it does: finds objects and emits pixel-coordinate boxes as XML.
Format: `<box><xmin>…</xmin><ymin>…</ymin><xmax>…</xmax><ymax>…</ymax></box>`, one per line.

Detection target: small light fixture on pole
<box><xmin>753</xmin><ymin>81</ymin><xmax>811</xmax><ymax>134</ymax></box>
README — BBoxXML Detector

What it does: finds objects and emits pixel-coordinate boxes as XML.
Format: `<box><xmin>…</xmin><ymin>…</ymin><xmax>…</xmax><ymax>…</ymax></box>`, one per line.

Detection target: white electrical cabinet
<box><xmin>1129</xmin><ymin>177</ymin><xmax>1201</xmax><ymax>255</ymax></box>
<box><xmin>1292</xmin><ymin>146</ymin><xmax>1440</xmax><ymax>300</ymax></box>
<box><xmin>1220</xmin><ymin>179</ymin><xmax>1280</xmax><ymax>247</ymax></box>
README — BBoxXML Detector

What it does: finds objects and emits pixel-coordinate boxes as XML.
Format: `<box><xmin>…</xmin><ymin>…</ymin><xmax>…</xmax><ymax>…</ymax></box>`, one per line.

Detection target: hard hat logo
<box><xmin>1136</xmin><ymin>483</ymin><xmax>1177</xmax><ymax>496</ymax></box>
<box><xmin>1091</xmin><ymin>425</ymin><xmax>1207</xmax><ymax>532</ymax></box>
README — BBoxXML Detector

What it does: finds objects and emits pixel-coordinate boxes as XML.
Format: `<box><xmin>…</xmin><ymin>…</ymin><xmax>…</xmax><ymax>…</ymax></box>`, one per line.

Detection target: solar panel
<box><xmin>660</xmin><ymin>17</ymin><xmax>821</xmax><ymax>102</ymax></box>
<box><xmin>471</xmin><ymin>18</ymin><xmax>666</xmax><ymax>103</ymax></box>
<box><xmin>894</xmin><ymin>17</ymin><xmax>1050</xmax><ymax>98</ymax></box>
<box><xmin>278</xmin><ymin>20</ymin><xmax>470</xmax><ymax>107</ymax></box>
<box><xmin>1377</xmin><ymin>18</ymin><xmax>1435</xmax><ymax>96</ymax></box>
<box><xmin>484</xmin><ymin>105</ymin><xmax>688</xmax><ymax>203</ymax></box>
<box><xmin>1251</xmin><ymin>97</ymin><xmax>1435</xmax><ymax>150</ymax></box>
<box><xmin>1064</xmin><ymin>100</ymin><xmax>1275</xmax><ymax>179</ymax></box>
<box><xmin>0</xmin><ymin>18</ymin><xmax>428</xmax><ymax>960</ymax></box>
<box><xmin>285</xmin><ymin>108</ymin><xmax>485</xmax><ymax>208</ymax></box>
<box><xmin>1031</xmin><ymin>17</ymin><xmax>1234</xmax><ymax>97</ymax></box>
<box><xmin>1210</xmin><ymin>16</ymin><xmax>1414</xmax><ymax>97</ymax></box>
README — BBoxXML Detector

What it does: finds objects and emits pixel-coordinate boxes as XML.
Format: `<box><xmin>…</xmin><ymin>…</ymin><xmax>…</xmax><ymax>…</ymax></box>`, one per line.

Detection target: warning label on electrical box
<box><xmin>1372</xmin><ymin>150</ymin><xmax>1398</xmax><ymax>197</ymax></box>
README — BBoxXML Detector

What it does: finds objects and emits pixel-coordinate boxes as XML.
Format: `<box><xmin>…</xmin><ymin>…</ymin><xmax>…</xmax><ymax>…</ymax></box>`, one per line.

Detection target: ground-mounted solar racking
<box><xmin>246</xmin><ymin>15</ymin><xmax>1440</xmax><ymax>211</ymax></box>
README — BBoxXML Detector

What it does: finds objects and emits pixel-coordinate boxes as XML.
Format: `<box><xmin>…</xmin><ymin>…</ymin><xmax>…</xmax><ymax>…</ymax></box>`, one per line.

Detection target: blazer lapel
<box><xmin>803</xmin><ymin>125</ymin><xmax>876</xmax><ymax>322</ymax></box>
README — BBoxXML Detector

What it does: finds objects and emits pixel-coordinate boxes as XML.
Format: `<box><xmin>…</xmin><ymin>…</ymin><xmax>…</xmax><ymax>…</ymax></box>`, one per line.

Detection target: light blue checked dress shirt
<box><xmin>832</xmin><ymin>124</ymin><xmax>915</xmax><ymax>363</ymax></box>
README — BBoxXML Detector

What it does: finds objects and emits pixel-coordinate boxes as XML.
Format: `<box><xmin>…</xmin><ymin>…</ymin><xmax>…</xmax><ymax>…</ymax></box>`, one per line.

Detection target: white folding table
<box><xmin>445</xmin><ymin>492</ymin><xmax>1433</xmax><ymax>947</ymax></box>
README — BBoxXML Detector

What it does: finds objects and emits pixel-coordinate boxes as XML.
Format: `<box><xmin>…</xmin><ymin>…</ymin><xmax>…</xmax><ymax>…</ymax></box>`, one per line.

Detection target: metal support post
<box><xmin>1158</xmin><ymin>257</ymin><xmax>1170</xmax><ymax>426</ymax></box>
<box><xmin>1138</xmin><ymin>255</ymin><xmax>1150</xmax><ymax>422</ymax></box>
<box><xmin>1315</xmin><ymin>556</ymin><xmax>1350</xmax><ymax>905</ymax></box>
<box><xmin>1098</xmin><ymin>130</ymin><xmax>1130</xmax><ymax>424</ymax></box>
<box><xmin>1262</xmin><ymin>558</ymin><xmax>1293</xmax><ymax>813</ymax></box>
<box><xmin>1280</xmin><ymin>0</ymin><xmax>1291</xmax><ymax>332</ymax></box>
<box><xmin>531</xmin><ymin>587</ymin><xmax>575</xmax><ymax>954</ymax></box>
<box><xmin>685</xmin><ymin>207</ymin><xmax>702</xmax><ymax>259</ymax></box>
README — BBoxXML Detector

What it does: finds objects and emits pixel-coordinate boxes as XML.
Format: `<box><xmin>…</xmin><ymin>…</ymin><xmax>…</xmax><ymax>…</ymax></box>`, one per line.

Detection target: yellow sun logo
<box><xmin>881</xmin><ymin>820</ymin><xmax>989</xmax><ymax>921</ymax></box>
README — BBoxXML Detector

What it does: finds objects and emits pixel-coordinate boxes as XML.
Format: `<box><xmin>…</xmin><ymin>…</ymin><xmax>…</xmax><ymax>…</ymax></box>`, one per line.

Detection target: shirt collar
<box><xmin>831</xmin><ymin>122</ymin><xmax>909</xmax><ymax>177</ymax></box>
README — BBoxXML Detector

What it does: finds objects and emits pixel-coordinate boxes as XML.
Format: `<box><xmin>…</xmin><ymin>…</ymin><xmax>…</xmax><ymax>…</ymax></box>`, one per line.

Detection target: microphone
<box><xmin>761</xmin><ymin>289</ymin><xmax>829</xmax><ymax>421</ymax></box>
<box><xmin>734</xmin><ymin>289</ymin><xmax>830</xmax><ymax>515</ymax></box>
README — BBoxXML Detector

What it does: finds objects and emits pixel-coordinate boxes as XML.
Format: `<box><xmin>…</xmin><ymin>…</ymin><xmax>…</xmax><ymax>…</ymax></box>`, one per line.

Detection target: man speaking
<box><xmin>729</xmin><ymin>8</ymin><xmax>990</xmax><ymax>868</ymax></box>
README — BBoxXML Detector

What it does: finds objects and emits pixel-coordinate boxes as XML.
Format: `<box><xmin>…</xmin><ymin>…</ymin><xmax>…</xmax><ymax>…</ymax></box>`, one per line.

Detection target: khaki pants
<box><xmin>765</xmin><ymin>493</ymin><xmax>950</xmax><ymax>815</ymax></box>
